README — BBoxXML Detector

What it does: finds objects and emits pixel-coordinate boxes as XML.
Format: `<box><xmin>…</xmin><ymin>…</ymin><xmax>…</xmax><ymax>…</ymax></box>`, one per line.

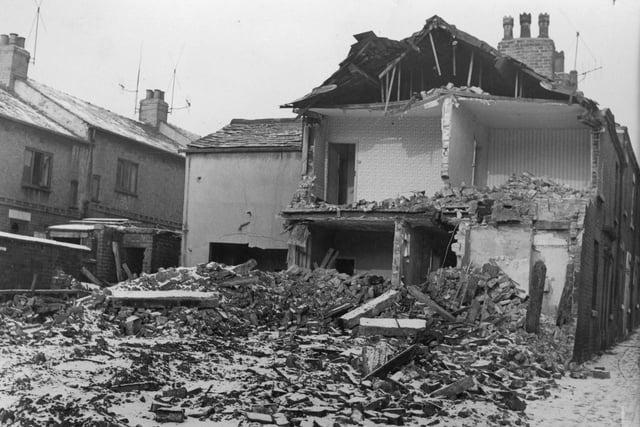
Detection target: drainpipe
<box><xmin>181</xmin><ymin>154</ymin><xmax>191</xmax><ymax>266</ymax></box>
<box><xmin>471</xmin><ymin>137</ymin><xmax>478</xmax><ymax>186</ymax></box>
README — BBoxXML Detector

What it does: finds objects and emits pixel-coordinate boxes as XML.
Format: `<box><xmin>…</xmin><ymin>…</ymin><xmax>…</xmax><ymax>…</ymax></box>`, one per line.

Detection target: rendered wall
<box><xmin>322</xmin><ymin>115</ymin><xmax>442</xmax><ymax>200</ymax></box>
<box><xmin>183</xmin><ymin>150</ymin><xmax>301</xmax><ymax>266</ymax></box>
<box><xmin>448</xmin><ymin>105</ymin><xmax>489</xmax><ymax>187</ymax></box>
<box><xmin>90</xmin><ymin>130</ymin><xmax>185</xmax><ymax>229</ymax></box>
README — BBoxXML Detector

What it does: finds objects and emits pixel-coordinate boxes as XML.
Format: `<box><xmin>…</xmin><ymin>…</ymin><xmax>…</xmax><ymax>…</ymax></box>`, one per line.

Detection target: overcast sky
<box><xmin>0</xmin><ymin>0</ymin><xmax>638</xmax><ymax>152</ymax></box>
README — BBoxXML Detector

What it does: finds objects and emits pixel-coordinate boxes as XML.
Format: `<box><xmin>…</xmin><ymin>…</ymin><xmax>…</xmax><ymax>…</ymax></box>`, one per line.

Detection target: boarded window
<box><xmin>116</xmin><ymin>159</ymin><xmax>138</xmax><ymax>195</ymax></box>
<box><xmin>22</xmin><ymin>148</ymin><xmax>52</xmax><ymax>189</ymax></box>
<box><xmin>91</xmin><ymin>174</ymin><xmax>101</xmax><ymax>201</ymax></box>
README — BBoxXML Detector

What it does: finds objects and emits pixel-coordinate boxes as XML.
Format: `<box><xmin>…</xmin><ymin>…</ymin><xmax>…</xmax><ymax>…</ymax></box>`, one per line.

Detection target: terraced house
<box><xmin>0</xmin><ymin>33</ymin><xmax>197</xmax><ymax>236</ymax></box>
<box><xmin>281</xmin><ymin>14</ymin><xmax>640</xmax><ymax>360</ymax></box>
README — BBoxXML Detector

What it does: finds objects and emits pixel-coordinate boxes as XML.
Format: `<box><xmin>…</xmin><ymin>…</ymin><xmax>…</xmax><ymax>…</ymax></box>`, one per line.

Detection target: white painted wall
<box><xmin>183</xmin><ymin>150</ymin><xmax>301</xmax><ymax>266</ymax></box>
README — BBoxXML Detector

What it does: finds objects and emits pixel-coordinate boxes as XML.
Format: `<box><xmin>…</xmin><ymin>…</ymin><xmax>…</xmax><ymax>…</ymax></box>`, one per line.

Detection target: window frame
<box><xmin>115</xmin><ymin>158</ymin><xmax>139</xmax><ymax>196</ymax></box>
<box><xmin>22</xmin><ymin>147</ymin><xmax>53</xmax><ymax>190</ymax></box>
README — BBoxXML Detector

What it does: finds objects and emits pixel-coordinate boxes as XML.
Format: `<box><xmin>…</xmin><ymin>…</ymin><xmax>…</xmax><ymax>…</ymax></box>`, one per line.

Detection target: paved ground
<box><xmin>527</xmin><ymin>330</ymin><xmax>640</xmax><ymax>426</ymax></box>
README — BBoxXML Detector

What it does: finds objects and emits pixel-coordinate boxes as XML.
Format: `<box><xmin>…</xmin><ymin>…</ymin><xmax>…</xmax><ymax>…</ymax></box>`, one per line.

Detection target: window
<box><xmin>69</xmin><ymin>180</ymin><xmax>78</xmax><ymax>208</ymax></box>
<box><xmin>91</xmin><ymin>174</ymin><xmax>101</xmax><ymax>201</ymax></box>
<box><xmin>22</xmin><ymin>148</ymin><xmax>52</xmax><ymax>189</ymax></box>
<box><xmin>116</xmin><ymin>159</ymin><xmax>138</xmax><ymax>195</ymax></box>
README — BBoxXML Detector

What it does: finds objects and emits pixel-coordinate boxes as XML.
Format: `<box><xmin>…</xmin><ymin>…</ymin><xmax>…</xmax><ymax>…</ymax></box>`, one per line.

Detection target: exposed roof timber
<box><xmin>283</xmin><ymin>15</ymin><xmax>586</xmax><ymax>110</ymax></box>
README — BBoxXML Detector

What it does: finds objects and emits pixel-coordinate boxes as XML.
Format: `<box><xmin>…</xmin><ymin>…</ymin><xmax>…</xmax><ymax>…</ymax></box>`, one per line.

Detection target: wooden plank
<box><xmin>359</xmin><ymin>318</ymin><xmax>426</xmax><ymax>337</ymax></box>
<box><xmin>107</xmin><ymin>290</ymin><xmax>218</xmax><ymax>306</ymax></box>
<box><xmin>319</xmin><ymin>248</ymin><xmax>335</xmax><ymax>269</ymax></box>
<box><xmin>466</xmin><ymin>51</ymin><xmax>474</xmax><ymax>87</ymax></box>
<box><xmin>430</xmin><ymin>376</ymin><xmax>475</xmax><ymax>398</ymax></box>
<box><xmin>326</xmin><ymin>249</ymin><xmax>340</xmax><ymax>269</ymax></box>
<box><xmin>112</xmin><ymin>241</ymin><xmax>123</xmax><ymax>282</ymax></box>
<box><xmin>364</xmin><ymin>344</ymin><xmax>419</xmax><ymax>380</ymax></box>
<box><xmin>428</xmin><ymin>32</ymin><xmax>442</xmax><ymax>76</ymax></box>
<box><xmin>82</xmin><ymin>267</ymin><xmax>104</xmax><ymax>287</ymax></box>
<box><xmin>407</xmin><ymin>285</ymin><xmax>456</xmax><ymax>322</ymax></box>
<box><xmin>339</xmin><ymin>289</ymin><xmax>399</xmax><ymax>329</ymax></box>
<box><xmin>526</xmin><ymin>260</ymin><xmax>546</xmax><ymax>333</ymax></box>
<box><xmin>30</xmin><ymin>273</ymin><xmax>38</xmax><ymax>291</ymax></box>
<box><xmin>0</xmin><ymin>289</ymin><xmax>91</xmax><ymax>297</ymax></box>
<box><xmin>122</xmin><ymin>263</ymin><xmax>134</xmax><ymax>280</ymax></box>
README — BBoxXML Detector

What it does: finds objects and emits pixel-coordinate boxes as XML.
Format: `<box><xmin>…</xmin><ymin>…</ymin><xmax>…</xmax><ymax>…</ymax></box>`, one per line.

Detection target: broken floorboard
<box><xmin>364</xmin><ymin>344</ymin><xmax>420</xmax><ymax>380</ymax></box>
<box><xmin>0</xmin><ymin>289</ymin><xmax>91</xmax><ymax>299</ymax></box>
<box><xmin>339</xmin><ymin>289</ymin><xmax>399</xmax><ymax>329</ymax></box>
<box><xmin>107</xmin><ymin>290</ymin><xmax>218</xmax><ymax>307</ymax></box>
<box><xmin>359</xmin><ymin>318</ymin><xmax>427</xmax><ymax>337</ymax></box>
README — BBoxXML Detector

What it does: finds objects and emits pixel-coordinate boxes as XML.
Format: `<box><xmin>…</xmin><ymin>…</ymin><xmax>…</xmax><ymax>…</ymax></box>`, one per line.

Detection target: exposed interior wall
<box><xmin>322</xmin><ymin>115</ymin><xmax>442</xmax><ymax>201</ymax></box>
<box><xmin>484</xmin><ymin>128</ymin><xmax>591</xmax><ymax>189</ymax></box>
<box><xmin>467</xmin><ymin>224</ymin><xmax>532</xmax><ymax>292</ymax></box>
<box><xmin>533</xmin><ymin>231</ymin><xmax>570</xmax><ymax>317</ymax></box>
<box><xmin>184</xmin><ymin>150</ymin><xmax>301</xmax><ymax>267</ymax></box>
<box><xmin>309</xmin><ymin>227</ymin><xmax>394</xmax><ymax>277</ymax></box>
<box><xmin>448</xmin><ymin>104</ymin><xmax>489</xmax><ymax>187</ymax></box>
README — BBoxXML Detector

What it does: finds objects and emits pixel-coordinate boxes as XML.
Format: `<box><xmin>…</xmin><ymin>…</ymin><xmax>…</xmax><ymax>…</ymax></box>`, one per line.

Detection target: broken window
<box><xmin>91</xmin><ymin>174</ymin><xmax>101</xmax><ymax>202</ymax></box>
<box><xmin>22</xmin><ymin>148</ymin><xmax>52</xmax><ymax>189</ymax></box>
<box><xmin>209</xmin><ymin>243</ymin><xmax>287</xmax><ymax>271</ymax></box>
<box><xmin>116</xmin><ymin>159</ymin><xmax>138</xmax><ymax>195</ymax></box>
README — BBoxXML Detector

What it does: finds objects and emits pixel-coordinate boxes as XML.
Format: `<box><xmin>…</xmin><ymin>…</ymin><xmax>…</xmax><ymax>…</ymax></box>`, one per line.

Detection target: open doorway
<box><xmin>327</xmin><ymin>143</ymin><xmax>356</xmax><ymax>204</ymax></box>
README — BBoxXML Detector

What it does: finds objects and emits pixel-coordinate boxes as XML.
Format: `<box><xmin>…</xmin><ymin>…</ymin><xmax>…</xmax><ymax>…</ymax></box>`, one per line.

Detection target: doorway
<box><xmin>327</xmin><ymin>143</ymin><xmax>356</xmax><ymax>205</ymax></box>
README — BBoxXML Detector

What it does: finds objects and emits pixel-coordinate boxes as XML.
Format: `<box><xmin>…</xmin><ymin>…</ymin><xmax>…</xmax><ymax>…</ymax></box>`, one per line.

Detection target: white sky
<box><xmin>0</xmin><ymin>0</ymin><xmax>638</xmax><ymax>152</ymax></box>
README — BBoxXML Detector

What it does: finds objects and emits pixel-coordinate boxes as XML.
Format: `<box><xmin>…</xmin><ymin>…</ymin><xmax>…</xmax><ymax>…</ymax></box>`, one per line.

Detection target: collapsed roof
<box><xmin>284</xmin><ymin>15</ymin><xmax>579</xmax><ymax>110</ymax></box>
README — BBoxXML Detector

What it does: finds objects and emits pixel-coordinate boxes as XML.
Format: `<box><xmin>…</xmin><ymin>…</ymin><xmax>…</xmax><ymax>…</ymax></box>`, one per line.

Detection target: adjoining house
<box><xmin>281</xmin><ymin>14</ymin><xmax>640</xmax><ymax>361</ymax></box>
<box><xmin>182</xmin><ymin>118</ymin><xmax>302</xmax><ymax>270</ymax></box>
<box><xmin>47</xmin><ymin>218</ymin><xmax>181</xmax><ymax>283</ymax></box>
<box><xmin>0</xmin><ymin>33</ymin><xmax>198</xmax><ymax>237</ymax></box>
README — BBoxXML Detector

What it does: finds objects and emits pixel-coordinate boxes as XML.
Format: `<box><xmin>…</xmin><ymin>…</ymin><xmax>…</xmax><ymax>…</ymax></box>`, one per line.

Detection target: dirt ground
<box><xmin>526</xmin><ymin>330</ymin><xmax>640</xmax><ymax>426</ymax></box>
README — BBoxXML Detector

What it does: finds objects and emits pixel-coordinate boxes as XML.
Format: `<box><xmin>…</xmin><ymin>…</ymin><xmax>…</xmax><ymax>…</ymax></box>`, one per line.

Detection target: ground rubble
<box><xmin>0</xmin><ymin>260</ymin><xmax>580</xmax><ymax>426</ymax></box>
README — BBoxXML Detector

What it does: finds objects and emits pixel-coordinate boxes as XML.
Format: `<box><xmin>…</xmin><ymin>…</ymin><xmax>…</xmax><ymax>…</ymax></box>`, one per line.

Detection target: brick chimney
<box><xmin>498</xmin><ymin>13</ymin><xmax>566</xmax><ymax>82</ymax></box>
<box><xmin>139</xmin><ymin>89</ymin><xmax>168</xmax><ymax>127</ymax></box>
<box><xmin>502</xmin><ymin>16</ymin><xmax>514</xmax><ymax>40</ymax></box>
<box><xmin>0</xmin><ymin>33</ymin><xmax>29</xmax><ymax>90</ymax></box>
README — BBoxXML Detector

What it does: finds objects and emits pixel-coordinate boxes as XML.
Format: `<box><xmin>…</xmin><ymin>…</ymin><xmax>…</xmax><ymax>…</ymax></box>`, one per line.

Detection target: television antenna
<box><xmin>118</xmin><ymin>44</ymin><xmax>143</xmax><ymax>115</ymax></box>
<box><xmin>167</xmin><ymin>44</ymin><xmax>191</xmax><ymax>113</ymax></box>
<box><xmin>28</xmin><ymin>0</ymin><xmax>47</xmax><ymax>65</ymax></box>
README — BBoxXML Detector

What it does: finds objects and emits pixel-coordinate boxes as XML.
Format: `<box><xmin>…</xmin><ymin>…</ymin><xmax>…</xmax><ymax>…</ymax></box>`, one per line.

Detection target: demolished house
<box><xmin>47</xmin><ymin>218</ymin><xmax>180</xmax><ymax>283</ymax></box>
<box><xmin>182</xmin><ymin>118</ymin><xmax>302</xmax><ymax>270</ymax></box>
<box><xmin>281</xmin><ymin>14</ymin><xmax>640</xmax><ymax>361</ymax></box>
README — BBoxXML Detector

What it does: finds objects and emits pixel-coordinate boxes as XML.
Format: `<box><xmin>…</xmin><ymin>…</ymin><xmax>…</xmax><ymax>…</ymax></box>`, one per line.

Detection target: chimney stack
<box><xmin>519</xmin><ymin>13</ymin><xmax>531</xmax><ymax>38</ymax></box>
<box><xmin>0</xmin><ymin>32</ymin><xmax>30</xmax><ymax>90</ymax></box>
<box><xmin>538</xmin><ymin>13</ymin><xmax>550</xmax><ymax>38</ymax></box>
<box><xmin>502</xmin><ymin>16</ymin><xmax>514</xmax><ymax>40</ymax></box>
<box><xmin>139</xmin><ymin>88</ymin><xmax>168</xmax><ymax>127</ymax></box>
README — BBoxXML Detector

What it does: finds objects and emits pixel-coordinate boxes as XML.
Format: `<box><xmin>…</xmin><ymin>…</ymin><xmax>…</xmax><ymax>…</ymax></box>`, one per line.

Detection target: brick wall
<box><xmin>322</xmin><ymin>115</ymin><xmax>442</xmax><ymax>200</ymax></box>
<box><xmin>152</xmin><ymin>232</ymin><xmax>181</xmax><ymax>271</ymax></box>
<box><xmin>0</xmin><ymin>233</ymin><xmax>89</xmax><ymax>289</ymax></box>
<box><xmin>497</xmin><ymin>38</ymin><xmax>556</xmax><ymax>79</ymax></box>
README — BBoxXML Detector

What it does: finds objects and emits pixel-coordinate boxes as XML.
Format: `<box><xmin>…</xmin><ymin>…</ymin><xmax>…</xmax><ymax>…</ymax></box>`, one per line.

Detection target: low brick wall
<box><xmin>0</xmin><ymin>232</ymin><xmax>90</xmax><ymax>289</ymax></box>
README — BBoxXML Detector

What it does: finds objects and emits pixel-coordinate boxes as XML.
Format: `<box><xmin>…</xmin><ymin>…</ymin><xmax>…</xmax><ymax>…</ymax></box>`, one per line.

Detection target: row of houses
<box><xmin>0</xmin><ymin>14</ymin><xmax>637</xmax><ymax>360</ymax></box>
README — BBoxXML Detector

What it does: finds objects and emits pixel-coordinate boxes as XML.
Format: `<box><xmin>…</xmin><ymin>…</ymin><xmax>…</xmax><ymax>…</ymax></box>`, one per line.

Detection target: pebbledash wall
<box><xmin>183</xmin><ymin>150</ymin><xmax>302</xmax><ymax>267</ymax></box>
<box><xmin>317</xmin><ymin>115</ymin><xmax>442</xmax><ymax>201</ymax></box>
<box><xmin>0</xmin><ymin>231</ymin><xmax>89</xmax><ymax>289</ymax></box>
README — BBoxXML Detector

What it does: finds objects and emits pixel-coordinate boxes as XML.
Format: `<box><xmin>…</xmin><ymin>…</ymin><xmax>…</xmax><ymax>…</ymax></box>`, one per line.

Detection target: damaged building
<box><xmin>281</xmin><ymin>14</ymin><xmax>640</xmax><ymax>361</ymax></box>
<box><xmin>182</xmin><ymin>118</ymin><xmax>302</xmax><ymax>269</ymax></box>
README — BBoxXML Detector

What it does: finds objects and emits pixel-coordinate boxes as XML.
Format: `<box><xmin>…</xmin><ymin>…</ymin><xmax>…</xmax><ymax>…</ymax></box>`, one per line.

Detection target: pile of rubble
<box><xmin>0</xmin><ymin>260</ymin><xmax>580</xmax><ymax>425</ymax></box>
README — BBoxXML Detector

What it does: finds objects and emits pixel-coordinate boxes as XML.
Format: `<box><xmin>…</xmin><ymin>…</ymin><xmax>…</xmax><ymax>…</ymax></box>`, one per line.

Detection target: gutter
<box><xmin>182</xmin><ymin>146</ymin><xmax>302</xmax><ymax>154</ymax></box>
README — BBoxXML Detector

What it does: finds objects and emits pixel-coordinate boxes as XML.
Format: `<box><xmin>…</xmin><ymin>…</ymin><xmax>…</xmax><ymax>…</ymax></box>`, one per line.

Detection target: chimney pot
<box><xmin>519</xmin><ymin>13</ymin><xmax>532</xmax><ymax>38</ymax></box>
<box><xmin>538</xmin><ymin>13</ymin><xmax>550</xmax><ymax>38</ymax></box>
<box><xmin>153</xmin><ymin>89</ymin><xmax>164</xmax><ymax>100</ymax></box>
<box><xmin>16</xmin><ymin>36</ymin><xmax>25</xmax><ymax>48</ymax></box>
<box><xmin>8</xmin><ymin>33</ymin><xmax>18</xmax><ymax>45</ymax></box>
<box><xmin>502</xmin><ymin>16</ymin><xmax>514</xmax><ymax>40</ymax></box>
<box><xmin>139</xmin><ymin>88</ymin><xmax>169</xmax><ymax>126</ymax></box>
<box><xmin>0</xmin><ymin>35</ymin><xmax>8</xmax><ymax>46</ymax></box>
<box><xmin>145</xmin><ymin>89</ymin><xmax>153</xmax><ymax>99</ymax></box>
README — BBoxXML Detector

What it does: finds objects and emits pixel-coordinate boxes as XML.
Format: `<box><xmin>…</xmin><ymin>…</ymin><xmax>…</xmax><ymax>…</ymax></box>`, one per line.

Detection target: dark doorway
<box><xmin>209</xmin><ymin>242</ymin><xmax>287</xmax><ymax>271</ymax></box>
<box><xmin>327</xmin><ymin>143</ymin><xmax>356</xmax><ymax>205</ymax></box>
<box><xmin>123</xmin><ymin>247</ymin><xmax>145</xmax><ymax>275</ymax></box>
<box><xmin>334</xmin><ymin>258</ymin><xmax>355</xmax><ymax>275</ymax></box>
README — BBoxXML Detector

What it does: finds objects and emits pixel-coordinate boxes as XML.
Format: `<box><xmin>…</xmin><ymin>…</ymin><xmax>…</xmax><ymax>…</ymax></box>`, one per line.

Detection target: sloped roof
<box><xmin>186</xmin><ymin>118</ymin><xmax>302</xmax><ymax>153</ymax></box>
<box><xmin>25</xmin><ymin>79</ymin><xmax>189</xmax><ymax>155</ymax></box>
<box><xmin>285</xmin><ymin>15</ymin><xmax>570</xmax><ymax>109</ymax></box>
<box><xmin>0</xmin><ymin>87</ymin><xmax>80</xmax><ymax>139</ymax></box>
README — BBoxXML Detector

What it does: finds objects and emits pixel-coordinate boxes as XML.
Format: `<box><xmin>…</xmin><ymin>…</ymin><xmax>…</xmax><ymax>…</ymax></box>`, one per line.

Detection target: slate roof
<box><xmin>0</xmin><ymin>87</ymin><xmax>80</xmax><ymax>139</ymax></box>
<box><xmin>187</xmin><ymin>118</ymin><xmax>302</xmax><ymax>152</ymax></box>
<box><xmin>25</xmin><ymin>80</ymin><xmax>189</xmax><ymax>154</ymax></box>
